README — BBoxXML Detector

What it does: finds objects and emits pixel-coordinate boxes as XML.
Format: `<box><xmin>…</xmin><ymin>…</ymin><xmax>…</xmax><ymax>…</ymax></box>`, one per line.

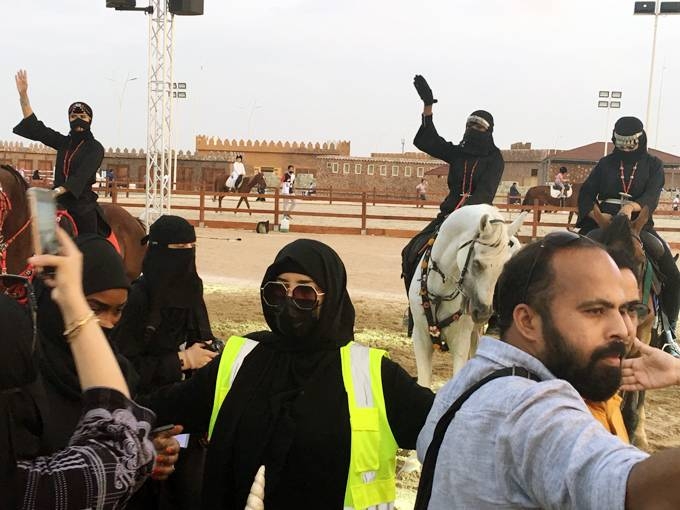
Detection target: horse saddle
<box><xmin>549</xmin><ymin>185</ymin><xmax>572</xmax><ymax>199</ymax></box>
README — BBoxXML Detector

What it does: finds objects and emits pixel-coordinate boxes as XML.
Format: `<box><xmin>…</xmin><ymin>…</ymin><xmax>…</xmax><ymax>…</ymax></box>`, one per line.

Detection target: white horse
<box><xmin>409</xmin><ymin>205</ymin><xmax>526</xmax><ymax>387</ymax></box>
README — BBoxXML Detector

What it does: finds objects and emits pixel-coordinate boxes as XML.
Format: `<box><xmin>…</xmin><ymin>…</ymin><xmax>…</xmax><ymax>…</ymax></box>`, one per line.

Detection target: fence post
<box><xmin>532</xmin><ymin>199</ymin><xmax>539</xmax><ymax>239</ymax></box>
<box><xmin>274</xmin><ymin>188</ymin><xmax>280</xmax><ymax>228</ymax></box>
<box><xmin>372</xmin><ymin>187</ymin><xmax>376</xmax><ymax>206</ymax></box>
<box><xmin>361</xmin><ymin>192</ymin><xmax>367</xmax><ymax>234</ymax></box>
<box><xmin>111</xmin><ymin>180</ymin><xmax>118</xmax><ymax>204</ymax></box>
<box><xmin>329</xmin><ymin>186</ymin><xmax>334</xmax><ymax>205</ymax></box>
<box><xmin>199</xmin><ymin>185</ymin><xmax>205</xmax><ymax>227</ymax></box>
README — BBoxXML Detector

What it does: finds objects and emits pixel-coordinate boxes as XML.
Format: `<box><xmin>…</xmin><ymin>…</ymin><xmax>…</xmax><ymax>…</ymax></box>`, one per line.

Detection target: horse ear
<box><xmin>508</xmin><ymin>211</ymin><xmax>528</xmax><ymax>238</ymax></box>
<box><xmin>632</xmin><ymin>206</ymin><xmax>650</xmax><ymax>234</ymax></box>
<box><xmin>478</xmin><ymin>214</ymin><xmax>490</xmax><ymax>233</ymax></box>
<box><xmin>591</xmin><ymin>204</ymin><xmax>611</xmax><ymax>229</ymax></box>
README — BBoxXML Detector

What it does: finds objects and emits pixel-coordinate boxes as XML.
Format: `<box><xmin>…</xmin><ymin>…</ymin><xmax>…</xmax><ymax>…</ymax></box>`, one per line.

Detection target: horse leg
<box><xmin>446</xmin><ymin>315</ymin><xmax>475</xmax><ymax>378</ymax></box>
<box><xmin>218</xmin><ymin>194</ymin><xmax>223</xmax><ymax>212</ymax></box>
<box><xmin>244</xmin><ymin>197</ymin><xmax>251</xmax><ymax>215</ymax></box>
<box><xmin>235</xmin><ymin>196</ymin><xmax>244</xmax><ymax>213</ymax></box>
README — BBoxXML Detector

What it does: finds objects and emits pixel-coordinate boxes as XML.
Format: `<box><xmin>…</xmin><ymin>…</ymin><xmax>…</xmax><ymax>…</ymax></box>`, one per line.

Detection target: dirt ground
<box><xmin>194</xmin><ymin>227</ymin><xmax>680</xmax><ymax>508</ymax></box>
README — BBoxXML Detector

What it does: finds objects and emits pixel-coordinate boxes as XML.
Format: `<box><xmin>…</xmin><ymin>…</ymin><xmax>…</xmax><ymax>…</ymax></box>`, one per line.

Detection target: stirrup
<box><xmin>661</xmin><ymin>329</ymin><xmax>680</xmax><ymax>359</ymax></box>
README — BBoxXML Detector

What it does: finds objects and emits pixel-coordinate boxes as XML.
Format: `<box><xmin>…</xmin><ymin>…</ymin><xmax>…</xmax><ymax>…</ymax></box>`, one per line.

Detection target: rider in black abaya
<box><xmin>140</xmin><ymin>239</ymin><xmax>434</xmax><ymax>509</ymax></box>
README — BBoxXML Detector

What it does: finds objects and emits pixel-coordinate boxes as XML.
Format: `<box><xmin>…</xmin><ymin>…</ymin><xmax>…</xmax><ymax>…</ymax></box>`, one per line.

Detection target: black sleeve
<box><xmin>413</xmin><ymin>115</ymin><xmax>460</xmax><ymax>163</ymax></box>
<box><xmin>578</xmin><ymin>161</ymin><xmax>603</xmax><ymax>221</ymax></box>
<box><xmin>381</xmin><ymin>357</ymin><xmax>435</xmax><ymax>449</ymax></box>
<box><xmin>64</xmin><ymin>141</ymin><xmax>104</xmax><ymax>199</ymax></box>
<box><xmin>113</xmin><ymin>290</ymin><xmax>183</xmax><ymax>395</ymax></box>
<box><xmin>137</xmin><ymin>355</ymin><xmax>220</xmax><ymax>434</ymax></box>
<box><xmin>466</xmin><ymin>152</ymin><xmax>505</xmax><ymax>205</ymax></box>
<box><xmin>636</xmin><ymin>156</ymin><xmax>664</xmax><ymax>214</ymax></box>
<box><xmin>13</xmin><ymin>113</ymin><xmax>69</xmax><ymax>151</ymax></box>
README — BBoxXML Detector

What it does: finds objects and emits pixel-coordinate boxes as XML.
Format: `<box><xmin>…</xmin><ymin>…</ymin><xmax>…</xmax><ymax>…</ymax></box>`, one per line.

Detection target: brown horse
<box><xmin>522</xmin><ymin>182</ymin><xmax>582</xmax><ymax>226</ymax></box>
<box><xmin>0</xmin><ymin>165</ymin><xmax>146</xmax><ymax>288</ymax></box>
<box><xmin>589</xmin><ymin>205</ymin><xmax>656</xmax><ymax>448</ymax></box>
<box><xmin>212</xmin><ymin>172</ymin><xmax>267</xmax><ymax>213</ymax></box>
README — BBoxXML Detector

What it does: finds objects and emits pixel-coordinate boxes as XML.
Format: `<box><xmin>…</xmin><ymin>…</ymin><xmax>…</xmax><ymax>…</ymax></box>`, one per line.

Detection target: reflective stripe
<box><xmin>341</xmin><ymin>342</ymin><xmax>397</xmax><ymax>510</ymax></box>
<box><xmin>345</xmin><ymin>503</ymin><xmax>395</xmax><ymax>510</ymax></box>
<box><xmin>208</xmin><ymin>336</ymin><xmax>258</xmax><ymax>439</ymax></box>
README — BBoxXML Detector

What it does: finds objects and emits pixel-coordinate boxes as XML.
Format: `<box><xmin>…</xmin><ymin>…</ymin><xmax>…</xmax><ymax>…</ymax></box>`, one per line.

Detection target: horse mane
<box><xmin>600</xmin><ymin>214</ymin><xmax>636</xmax><ymax>253</ymax></box>
<box><xmin>0</xmin><ymin>165</ymin><xmax>29</xmax><ymax>191</ymax></box>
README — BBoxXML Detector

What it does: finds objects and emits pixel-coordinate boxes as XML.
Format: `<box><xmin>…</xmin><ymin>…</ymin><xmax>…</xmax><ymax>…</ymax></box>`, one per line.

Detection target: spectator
<box><xmin>415</xmin><ymin>178</ymin><xmax>428</xmax><ymax>207</ymax></box>
<box><xmin>281</xmin><ymin>165</ymin><xmax>296</xmax><ymax>219</ymax></box>
<box><xmin>508</xmin><ymin>181</ymin><xmax>522</xmax><ymax>204</ymax></box>
<box><xmin>1</xmin><ymin>229</ymin><xmax>156</xmax><ymax>509</ymax></box>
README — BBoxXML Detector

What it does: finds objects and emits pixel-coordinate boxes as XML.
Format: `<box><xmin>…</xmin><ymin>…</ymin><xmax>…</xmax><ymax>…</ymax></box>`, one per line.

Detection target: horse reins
<box><xmin>0</xmin><ymin>170</ymin><xmax>35</xmax><ymax>301</ymax></box>
<box><xmin>419</xmin><ymin>219</ymin><xmax>505</xmax><ymax>351</ymax></box>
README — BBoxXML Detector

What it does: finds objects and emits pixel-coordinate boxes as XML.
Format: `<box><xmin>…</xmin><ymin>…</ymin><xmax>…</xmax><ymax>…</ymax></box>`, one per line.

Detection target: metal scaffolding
<box><xmin>144</xmin><ymin>0</ymin><xmax>175</xmax><ymax>228</ymax></box>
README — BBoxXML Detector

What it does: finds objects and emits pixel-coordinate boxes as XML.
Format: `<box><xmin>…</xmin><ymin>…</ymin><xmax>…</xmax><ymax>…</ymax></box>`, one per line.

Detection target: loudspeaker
<box><xmin>106</xmin><ymin>0</ymin><xmax>135</xmax><ymax>7</ymax></box>
<box><xmin>169</xmin><ymin>0</ymin><xmax>203</xmax><ymax>15</ymax></box>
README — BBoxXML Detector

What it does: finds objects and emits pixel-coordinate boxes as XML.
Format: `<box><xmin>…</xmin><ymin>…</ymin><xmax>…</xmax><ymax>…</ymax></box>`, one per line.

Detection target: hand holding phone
<box><xmin>27</xmin><ymin>188</ymin><xmax>59</xmax><ymax>256</ymax></box>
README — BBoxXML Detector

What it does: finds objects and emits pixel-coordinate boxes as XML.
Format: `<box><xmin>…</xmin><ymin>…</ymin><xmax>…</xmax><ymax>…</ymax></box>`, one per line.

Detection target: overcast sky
<box><xmin>4</xmin><ymin>0</ymin><xmax>679</xmax><ymax>157</ymax></box>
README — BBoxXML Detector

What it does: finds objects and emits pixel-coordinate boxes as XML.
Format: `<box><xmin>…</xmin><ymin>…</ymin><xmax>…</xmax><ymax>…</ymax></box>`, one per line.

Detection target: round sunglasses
<box><xmin>260</xmin><ymin>281</ymin><xmax>325</xmax><ymax>311</ymax></box>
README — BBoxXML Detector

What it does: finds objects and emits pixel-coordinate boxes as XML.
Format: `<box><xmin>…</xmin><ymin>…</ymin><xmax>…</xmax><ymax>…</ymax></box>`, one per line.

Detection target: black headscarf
<box><xmin>67</xmin><ymin>101</ymin><xmax>93</xmax><ymax>144</ymax></box>
<box><xmin>140</xmin><ymin>215</ymin><xmax>208</xmax><ymax>332</ymax></box>
<box><xmin>460</xmin><ymin>109</ymin><xmax>498</xmax><ymax>156</ymax></box>
<box><xmin>203</xmin><ymin>239</ymin><xmax>356</xmax><ymax>507</ymax></box>
<box><xmin>612</xmin><ymin>116</ymin><xmax>648</xmax><ymax>164</ymax></box>
<box><xmin>254</xmin><ymin>238</ymin><xmax>355</xmax><ymax>351</ymax></box>
<box><xmin>0</xmin><ymin>293</ymin><xmax>37</xmax><ymax>507</ymax></box>
<box><xmin>37</xmin><ymin>235</ymin><xmax>132</xmax><ymax>403</ymax></box>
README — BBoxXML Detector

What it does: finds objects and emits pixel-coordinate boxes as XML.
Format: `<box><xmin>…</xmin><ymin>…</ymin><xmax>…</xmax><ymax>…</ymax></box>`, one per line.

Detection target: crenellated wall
<box><xmin>195</xmin><ymin>136</ymin><xmax>351</xmax><ymax>156</ymax></box>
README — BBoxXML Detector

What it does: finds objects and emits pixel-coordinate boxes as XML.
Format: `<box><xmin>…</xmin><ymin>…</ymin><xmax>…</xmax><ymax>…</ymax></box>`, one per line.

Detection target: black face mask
<box><xmin>69</xmin><ymin>118</ymin><xmax>91</xmax><ymax>133</ymax></box>
<box><xmin>271</xmin><ymin>299</ymin><xmax>319</xmax><ymax>340</ymax></box>
<box><xmin>461</xmin><ymin>128</ymin><xmax>493</xmax><ymax>156</ymax></box>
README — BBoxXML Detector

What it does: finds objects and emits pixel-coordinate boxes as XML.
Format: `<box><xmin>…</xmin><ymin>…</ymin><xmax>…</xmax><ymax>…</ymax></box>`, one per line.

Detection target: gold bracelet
<box><xmin>63</xmin><ymin>311</ymin><xmax>98</xmax><ymax>341</ymax></box>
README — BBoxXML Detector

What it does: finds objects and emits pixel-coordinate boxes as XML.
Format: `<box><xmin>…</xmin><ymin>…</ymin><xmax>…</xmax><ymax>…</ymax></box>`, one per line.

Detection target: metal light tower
<box><xmin>145</xmin><ymin>0</ymin><xmax>175</xmax><ymax>227</ymax></box>
<box><xmin>597</xmin><ymin>90</ymin><xmax>622</xmax><ymax>156</ymax></box>
<box><xmin>106</xmin><ymin>0</ymin><xmax>203</xmax><ymax>228</ymax></box>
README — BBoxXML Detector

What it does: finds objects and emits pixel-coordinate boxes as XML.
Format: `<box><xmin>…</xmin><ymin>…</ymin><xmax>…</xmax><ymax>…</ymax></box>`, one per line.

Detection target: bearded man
<box><xmin>415</xmin><ymin>233</ymin><xmax>680</xmax><ymax>509</ymax></box>
<box><xmin>13</xmin><ymin>69</ymin><xmax>105</xmax><ymax>234</ymax></box>
<box><xmin>577</xmin><ymin>116</ymin><xmax>680</xmax><ymax>338</ymax></box>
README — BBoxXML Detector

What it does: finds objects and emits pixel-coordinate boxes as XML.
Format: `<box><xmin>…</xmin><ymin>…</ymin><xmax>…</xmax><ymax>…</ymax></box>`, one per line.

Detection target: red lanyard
<box><xmin>455</xmin><ymin>160</ymin><xmax>479</xmax><ymax>210</ymax></box>
<box><xmin>63</xmin><ymin>141</ymin><xmax>85</xmax><ymax>179</ymax></box>
<box><xmin>619</xmin><ymin>161</ymin><xmax>638</xmax><ymax>195</ymax></box>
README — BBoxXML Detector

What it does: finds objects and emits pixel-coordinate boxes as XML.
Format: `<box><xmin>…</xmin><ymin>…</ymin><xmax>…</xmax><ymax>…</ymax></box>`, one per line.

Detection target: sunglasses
<box><xmin>519</xmin><ymin>231</ymin><xmax>596</xmax><ymax>306</ymax></box>
<box><xmin>260</xmin><ymin>281</ymin><xmax>325</xmax><ymax>311</ymax></box>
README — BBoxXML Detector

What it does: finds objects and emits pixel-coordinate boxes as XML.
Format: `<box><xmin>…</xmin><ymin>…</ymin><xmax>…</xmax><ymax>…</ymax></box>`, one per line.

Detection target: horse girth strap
<box><xmin>414</xmin><ymin>366</ymin><xmax>541</xmax><ymax>510</ymax></box>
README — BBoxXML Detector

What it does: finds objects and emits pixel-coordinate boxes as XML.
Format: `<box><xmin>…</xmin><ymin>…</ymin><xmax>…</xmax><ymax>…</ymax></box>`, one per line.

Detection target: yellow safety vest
<box><xmin>208</xmin><ymin>336</ymin><xmax>398</xmax><ymax>510</ymax></box>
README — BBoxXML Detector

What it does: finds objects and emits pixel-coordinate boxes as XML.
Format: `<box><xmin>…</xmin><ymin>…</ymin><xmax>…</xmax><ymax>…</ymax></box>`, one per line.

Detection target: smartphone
<box><xmin>26</xmin><ymin>188</ymin><xmax>59</xmax><ymax>256</ymax></box>
<box><xmin>151</xmin><ymin>423</ymin><xmax>176</xmax><ymax>436</ymax></box>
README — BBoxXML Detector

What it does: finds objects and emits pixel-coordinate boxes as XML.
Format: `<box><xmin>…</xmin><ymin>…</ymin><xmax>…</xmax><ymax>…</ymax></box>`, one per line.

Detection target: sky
<box><xmin>3</xmin><ymin>0</ymin><xmax>680</xmax><ymax>157</ymax></box>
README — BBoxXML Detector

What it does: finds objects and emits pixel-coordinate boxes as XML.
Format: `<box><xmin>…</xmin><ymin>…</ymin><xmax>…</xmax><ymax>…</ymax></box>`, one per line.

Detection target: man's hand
<box><xmin>179</xmin><ymin>341</ymin><xmax>218</xmax><ymax>370</ymax></box>
<box><xmin>413</xmin><ymin>75</ymin><xmax>438</xmax><ymax>106</ymax></box>
<box><xmin>151</xmin><ymin>425</ymin><xmax>183</xmax><ymax>481</ymax></box>
<box><xmin>621</xmin><ymin>339</ymin><xmax>680</xmax><ymax>391</ymax></box>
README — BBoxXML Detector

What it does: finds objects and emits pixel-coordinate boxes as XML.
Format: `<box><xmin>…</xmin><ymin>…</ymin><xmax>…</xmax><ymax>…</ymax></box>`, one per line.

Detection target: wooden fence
<box><xmin>106</xmin><ymin>182</ymin><xmax>680</xmax><ymax>250</ymax></box>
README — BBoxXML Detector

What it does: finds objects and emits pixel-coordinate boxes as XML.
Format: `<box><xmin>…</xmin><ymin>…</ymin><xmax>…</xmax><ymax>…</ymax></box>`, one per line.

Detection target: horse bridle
<box><xmin>0</xmin><ymin>169</ymin><xmax>34</xmax><ymax>299</ymax></box>
<box><xmin>420</xmin><ymin>219</ymin><xmax>506</xmax><ymax>351</ymax></box>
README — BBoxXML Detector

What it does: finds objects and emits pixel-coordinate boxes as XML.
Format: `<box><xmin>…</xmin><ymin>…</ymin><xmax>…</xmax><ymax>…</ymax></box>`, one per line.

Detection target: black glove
<box><xmin>413</xmin><ymin>75</ymin><xmax>438</xmax><ymax>106</ymax></box>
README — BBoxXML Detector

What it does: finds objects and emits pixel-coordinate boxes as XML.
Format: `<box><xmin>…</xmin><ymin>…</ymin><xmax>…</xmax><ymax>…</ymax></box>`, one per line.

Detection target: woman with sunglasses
<box><xmin>577</xmin><ymin>116</ymin><xmax>680</xmax><ymax>339</ymax></box>
<box><xmin>141</xmin><ymin>238</ymin><xmax>435</xmax><ymax>509</ymax></box>
<box><xmin>0</xmin><ymin>229</ymin><xmax>156</xmax><ymax>509</ymax></box>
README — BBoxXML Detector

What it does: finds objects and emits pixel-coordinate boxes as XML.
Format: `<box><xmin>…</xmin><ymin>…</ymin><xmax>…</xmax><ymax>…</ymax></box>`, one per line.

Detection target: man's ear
<box><xmin>512</xmin><ymin>304</ymin><xmax>543</xmax><ymax>343</ymax></box>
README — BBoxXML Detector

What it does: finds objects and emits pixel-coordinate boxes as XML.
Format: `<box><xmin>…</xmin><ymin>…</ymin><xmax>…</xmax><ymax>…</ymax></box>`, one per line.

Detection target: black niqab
<box><xmin>460</xmin><ymin>109</ymin><xmax>498</xmax><ymax>156</ymax></box>
<box><xmin>0</xmin><ymin>294</ymin><xmax>37</xmax><ymax>507</ymax></box>
<box><xmin>612</xmin><ymin>116</ymin><xmax>648</xmax><ymax>164</ymax></box>
<box><xmin>203</xmin><ymin>239</ymin><xmax>356</xmax><ymax>508</ymax></box>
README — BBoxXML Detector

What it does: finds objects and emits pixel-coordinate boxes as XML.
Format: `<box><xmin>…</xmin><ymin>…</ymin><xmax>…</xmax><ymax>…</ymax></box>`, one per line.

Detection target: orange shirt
<box><xmin>585</xmin><ymin>394</ymin><xmax>629</xmax><ymax>443</ymax></box>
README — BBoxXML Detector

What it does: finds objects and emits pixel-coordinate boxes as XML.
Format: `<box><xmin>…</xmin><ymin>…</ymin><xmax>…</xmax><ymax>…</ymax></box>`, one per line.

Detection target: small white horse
<box><xmin>409</xmin><ymin>205</ymin><xmax>526</xmax><ymax>387</ymax></box>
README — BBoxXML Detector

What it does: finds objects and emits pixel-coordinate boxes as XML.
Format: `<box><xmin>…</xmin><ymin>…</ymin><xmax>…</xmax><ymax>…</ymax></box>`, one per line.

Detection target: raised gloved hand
<box><xmin>413</xmin><ymin>75</ymin><xmax>438</xmax><ymax>106</ymax></box>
